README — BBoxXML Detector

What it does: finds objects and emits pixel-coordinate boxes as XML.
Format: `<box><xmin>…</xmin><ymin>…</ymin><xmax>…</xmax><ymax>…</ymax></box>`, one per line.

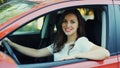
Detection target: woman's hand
<box><xmin>4</xmin><ymin>38</ymin><xmax>11</xmax><ymax>42</ymax></box>
<box><xmin>0</xmin><ymin>38</ymin><xmax>11</xmax><ymax>50</ymax></box>
<box><xmin>59</xmin><ymin>55</ymin><xmax>76</xmax><ymax>61</ymax></box>
<box><xmin>0</xmin><ymin>38</ymin><xmax>13</xmax><ymax>47</ymax></box>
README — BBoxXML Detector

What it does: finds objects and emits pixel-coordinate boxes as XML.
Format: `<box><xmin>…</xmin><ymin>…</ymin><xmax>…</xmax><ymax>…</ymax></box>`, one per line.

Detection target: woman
<box><xmin>1</xmin><ymin>9</ymin><xmax>110</xmax><ymax>61</ymax></box>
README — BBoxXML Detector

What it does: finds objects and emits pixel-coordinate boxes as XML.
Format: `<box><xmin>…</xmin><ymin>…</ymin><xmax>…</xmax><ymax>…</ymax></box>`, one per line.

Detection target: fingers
<box><xmin>3</xmin><ymin>38</ymin><xmax>11</xmax><ymax>43</ymax></box>
<box><xmin>59</xmin><ymin>56</ymin><xmax>75</xmax><ymax>61</ymax></box>
<box><xmin>0</xmin><ymin>38</ymin><xmax>11</xmax><ymax>46</ymax></box>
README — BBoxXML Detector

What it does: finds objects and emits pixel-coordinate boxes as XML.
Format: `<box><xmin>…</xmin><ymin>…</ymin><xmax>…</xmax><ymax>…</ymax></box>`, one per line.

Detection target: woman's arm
<box><xmin>3</xmin><ymin>38</ymin><xmax>51</xmax><ymax>58</ymax></box>
<box><xmin>75</xmin><ymin>45</ymin><xmax>110</xmax><ymax>60</ymax></box>
<box><xmin>60</xmin><ymin>45</ymin><xmax>110</xmax><ymax>61</ymax></box>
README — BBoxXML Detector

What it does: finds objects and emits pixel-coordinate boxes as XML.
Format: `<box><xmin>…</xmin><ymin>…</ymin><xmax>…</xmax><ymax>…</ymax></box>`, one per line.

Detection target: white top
<box><xmin>47</xmin><ymin>37</ymin><xmax>95</xmax><ymax>61</ymax></box>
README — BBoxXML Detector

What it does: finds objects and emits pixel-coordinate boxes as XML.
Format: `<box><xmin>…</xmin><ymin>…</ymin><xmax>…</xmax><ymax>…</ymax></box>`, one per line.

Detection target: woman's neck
<box><xmin>67</xmin><ymin>34</ymin><xmax>78</xmax><ymax>43</ymax></box>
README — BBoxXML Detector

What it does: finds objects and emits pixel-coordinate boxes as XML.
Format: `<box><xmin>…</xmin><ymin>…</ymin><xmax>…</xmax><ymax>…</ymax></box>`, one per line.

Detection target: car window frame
<box><xmin>16</xmin><ymin>5</ymin><xmax>111</xmax><ymax>66</ymax></box>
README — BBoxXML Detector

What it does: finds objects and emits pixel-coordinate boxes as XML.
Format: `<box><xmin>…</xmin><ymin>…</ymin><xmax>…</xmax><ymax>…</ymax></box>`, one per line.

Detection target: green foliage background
<box><xmin>0</xmin><ymin>0</ymin><xmax>8</xmax><ymax>5</ymax></box>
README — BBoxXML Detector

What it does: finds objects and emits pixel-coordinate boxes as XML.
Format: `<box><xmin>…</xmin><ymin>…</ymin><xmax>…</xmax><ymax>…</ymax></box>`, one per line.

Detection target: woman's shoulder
<box><xmin>77</xmin><ymin>36</ymin><xmax>88</xmax><ymax>41</ymax></box>
<box><xmin>75</xmin><ymin>36</ymin><xmax>95</xmax><ymax>47</ymax></box>
<box><xmin>75</xmin><ymin>36</ymin><xmax>94</xmax><ymax>45</ymax></box>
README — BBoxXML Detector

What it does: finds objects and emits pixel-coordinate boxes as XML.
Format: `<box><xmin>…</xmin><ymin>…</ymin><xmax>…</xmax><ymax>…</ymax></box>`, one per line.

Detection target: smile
<box><xmin>65</xmin><ymin>28</ymin><xmax>72</xmax><ymax>32</ymax></box>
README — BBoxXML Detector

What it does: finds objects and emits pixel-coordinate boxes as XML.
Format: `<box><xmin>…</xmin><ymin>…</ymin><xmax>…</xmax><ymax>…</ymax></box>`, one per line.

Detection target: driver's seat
<box><xmin>85</xmin><ymin>19</ymin><xmax>101</xmax><ymax>46</ymax></box>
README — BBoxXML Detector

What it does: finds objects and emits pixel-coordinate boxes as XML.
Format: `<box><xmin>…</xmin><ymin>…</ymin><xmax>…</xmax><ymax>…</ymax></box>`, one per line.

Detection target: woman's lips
<box><xmin>65</xmin><ymin>28</ymin><xmax>71</xmax><ymax>32</ymax></box>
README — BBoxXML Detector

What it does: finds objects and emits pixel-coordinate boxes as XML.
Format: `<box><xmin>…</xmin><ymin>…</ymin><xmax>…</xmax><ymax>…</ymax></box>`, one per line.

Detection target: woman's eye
<box><xmin>62</xmin><ymin>20</ymin><xmax>67</xmax><ymax>23</ymax></box>
<box><xmin>71</xmin><ymin>21</ymin><xmax>75</xmax><ymax>24</ymax></box>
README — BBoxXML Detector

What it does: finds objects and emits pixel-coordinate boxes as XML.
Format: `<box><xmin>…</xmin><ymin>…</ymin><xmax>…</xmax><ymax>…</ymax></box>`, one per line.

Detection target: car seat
<box><xmin>85</xmin><ymin>19</ymin><xmax>102</xmax><ymax>46</ymax></box>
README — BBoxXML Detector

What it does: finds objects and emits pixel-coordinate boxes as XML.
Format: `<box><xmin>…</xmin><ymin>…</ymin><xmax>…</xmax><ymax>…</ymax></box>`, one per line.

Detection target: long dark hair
<box><xmin>53</xmin><ymin>9</ymin><xmax>86</xmax><ymax>53</ymax></box>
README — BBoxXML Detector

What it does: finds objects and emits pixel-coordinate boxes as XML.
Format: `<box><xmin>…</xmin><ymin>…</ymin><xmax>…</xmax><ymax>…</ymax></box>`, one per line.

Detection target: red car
<box><xmin>0</xmin><ymin>0</ymin><xmax>120</xmax><ymax>68</ymax></box>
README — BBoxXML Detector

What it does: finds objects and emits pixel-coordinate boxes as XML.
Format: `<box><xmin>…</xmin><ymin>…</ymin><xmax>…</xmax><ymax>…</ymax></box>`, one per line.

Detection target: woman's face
<box><xmin>62</xmin><ymin>13</ymin><xmax>78</xmax><ymax>36</ymax></box>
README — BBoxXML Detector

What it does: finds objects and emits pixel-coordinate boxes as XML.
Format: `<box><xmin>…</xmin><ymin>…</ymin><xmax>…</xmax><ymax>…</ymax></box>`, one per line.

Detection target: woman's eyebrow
<box><xmin>71</xmin><ymin>19</ymin><xmax>78</xmax><ymax>21</ymax></box>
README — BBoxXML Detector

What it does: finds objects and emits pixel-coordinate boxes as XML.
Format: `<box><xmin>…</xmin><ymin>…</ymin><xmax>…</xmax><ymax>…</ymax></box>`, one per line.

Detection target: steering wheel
<box><xmin>2</xmin><ymin>40</ymin><xmax>20</xmax><ymax>64</ymax></box>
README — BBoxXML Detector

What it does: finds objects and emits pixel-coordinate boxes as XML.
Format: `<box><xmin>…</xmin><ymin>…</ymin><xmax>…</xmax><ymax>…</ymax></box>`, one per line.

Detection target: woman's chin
<box><xmin>65</xmin><ymin>33</ymin><xmax>72</xmax><ymax>36</ymax></box>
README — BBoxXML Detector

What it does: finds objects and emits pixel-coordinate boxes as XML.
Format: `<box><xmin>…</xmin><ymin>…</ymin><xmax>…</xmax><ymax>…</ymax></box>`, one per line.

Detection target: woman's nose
<box><xmin>66</xmin><ymin>23</ymin><xmax>71</xmax><ymax>27</ymax></box>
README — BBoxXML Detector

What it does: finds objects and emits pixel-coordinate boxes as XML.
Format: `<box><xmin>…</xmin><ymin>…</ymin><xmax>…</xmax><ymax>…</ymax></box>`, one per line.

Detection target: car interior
<box><xmin>1</xmin><ymin>5</ymin><xmax>107</xmax><ymax>67</ymax></box>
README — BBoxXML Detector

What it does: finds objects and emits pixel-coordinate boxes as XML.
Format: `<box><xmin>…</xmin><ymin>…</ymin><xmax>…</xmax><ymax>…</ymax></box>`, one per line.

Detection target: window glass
<box><xmin>13</xmin><ymin>16</ymin><xmax>44</xmax><ymax>34</ymax></box>
<box><xmin>0</xmin><ymin>0</ymin><xmax>37</xmax><ymax>24</ymax></box>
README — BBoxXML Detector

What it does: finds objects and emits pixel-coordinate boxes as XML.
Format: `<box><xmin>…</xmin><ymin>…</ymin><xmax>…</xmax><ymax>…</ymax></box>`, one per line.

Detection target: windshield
<box><xmin>0</xmin><ymin>0</ymin><xmax>37</xmax><ymax>24</ymax></box>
